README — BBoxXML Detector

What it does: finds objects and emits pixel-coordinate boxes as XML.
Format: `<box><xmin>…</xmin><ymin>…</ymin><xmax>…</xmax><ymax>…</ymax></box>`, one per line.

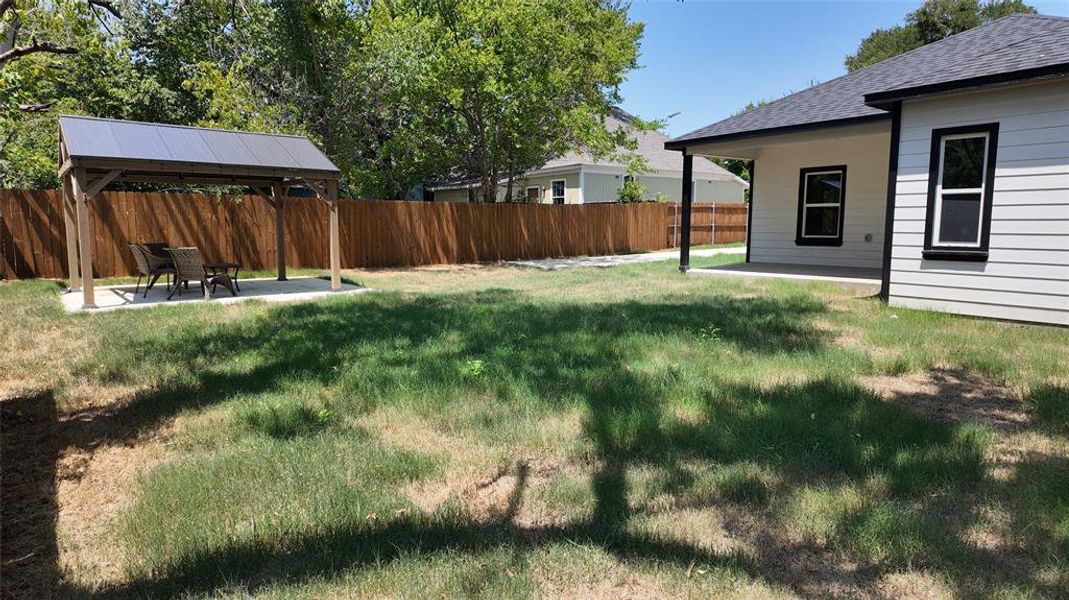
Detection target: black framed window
<box><xmin>796</xmin><ymin>165</ymin><xmax>846</xmax><ymax>246</ymax></box>
<box><xmin>923</xmin><ymin>123</ymin><xmax>998</xmax><ymax>261</ymax></box>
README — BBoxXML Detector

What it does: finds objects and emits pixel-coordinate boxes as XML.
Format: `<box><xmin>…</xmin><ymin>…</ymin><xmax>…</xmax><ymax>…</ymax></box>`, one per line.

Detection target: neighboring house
<box><xmin>667</xmin><ymin>13</ymin><xmax>1069</xmax><ymax>326</ymax></box>
<box><xmin>428</xmin><ymin>113</ymin><xmax>749</xmax><ymax>204</ymax></box>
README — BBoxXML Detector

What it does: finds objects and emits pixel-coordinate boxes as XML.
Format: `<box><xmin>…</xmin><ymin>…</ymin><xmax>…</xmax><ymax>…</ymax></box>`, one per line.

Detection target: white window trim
<box><xmin>525</xmin><ymin>185</ymin><xmax>541</xmax><ymax>203</ymax></box>
<box><xmin>800</xmin><ymin>169</ymin><xmax>844</xmax><ymax>240</ymax></box>
<box><xmin>932</xmin><ymin>131</ymin><xmax>989</xmax><ymax>248</ymax></box>
<box><xmin>550</xmin><ymin>179</ymin><xmax>566</xmax><ymax>204</ymax></box>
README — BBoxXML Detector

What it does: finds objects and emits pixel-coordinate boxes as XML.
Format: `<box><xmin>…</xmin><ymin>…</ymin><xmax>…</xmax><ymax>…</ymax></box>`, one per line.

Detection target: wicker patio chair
<box><xmin>166</xmin><ymin>247</ymin><xmax>237</xmax><ymax>300</ymax></box>
<box><xmin>128</xmin><ymin>243</ymin><xmax>175</xmax><ymax>298</ymax></box>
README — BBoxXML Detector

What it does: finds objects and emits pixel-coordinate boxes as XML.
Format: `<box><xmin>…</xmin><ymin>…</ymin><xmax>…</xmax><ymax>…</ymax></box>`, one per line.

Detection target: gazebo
<box><xmin>57</xmin><ymin>115</ymin><xmax>342</xmax><ymax>309</ymax></box>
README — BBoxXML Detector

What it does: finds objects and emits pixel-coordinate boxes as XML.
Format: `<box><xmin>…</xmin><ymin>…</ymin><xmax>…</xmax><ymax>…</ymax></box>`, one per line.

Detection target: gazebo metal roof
<box><xmin>57</xmin><ymin>116</ymin><xmax>342</xmax><ymax>309</ymax></box>
<box><xmin>58</xmin><ymin>115</ymin><xmax>340</xmax><ymax>185</ymax></box>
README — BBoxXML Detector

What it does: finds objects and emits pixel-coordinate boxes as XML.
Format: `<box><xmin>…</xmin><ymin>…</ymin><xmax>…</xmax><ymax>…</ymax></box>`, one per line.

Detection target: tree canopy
<box><xmin>844</xmin><ymin>0</ymin><xmax>1037</xmax><ymax>72</ymax></box>
<box><xmin>0</xmin><ymin>0</ymin><xmax>646</xmax><ymax>200</ymax></box>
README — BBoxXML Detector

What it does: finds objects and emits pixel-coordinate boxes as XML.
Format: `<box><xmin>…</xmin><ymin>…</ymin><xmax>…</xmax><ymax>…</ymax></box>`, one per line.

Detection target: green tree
<box><xmin>0</xmin><ymin>0</ymin><xmax>163</xmax><ymax>187</ymax></box>
<box><xmin>845</xmin><ymin>0</ymin><xmax>1037</xmax><ymax>72</ymax></box>
<box><xmin>359</xmin><ymin>0</ymin><xmax>644</xmax><ymax>201</ymax></box>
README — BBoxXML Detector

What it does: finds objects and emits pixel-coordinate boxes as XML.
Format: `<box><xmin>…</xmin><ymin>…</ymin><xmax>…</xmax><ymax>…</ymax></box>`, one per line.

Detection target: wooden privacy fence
<box><xmin>1</xmin><ymin>189</ymin><xmax>748</xmax><ymax>279</ymax></box>
<box><xmin>666</xmin><ymin>203</ymin><xmax>748</xmax><ymax>247</ymax></box>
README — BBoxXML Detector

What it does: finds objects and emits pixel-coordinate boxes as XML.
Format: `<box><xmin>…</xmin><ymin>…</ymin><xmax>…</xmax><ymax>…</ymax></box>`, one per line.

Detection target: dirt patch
<box><xmin>1</xmin><ymin>384</ymin><xmax>178</xmax><ymax>597</ymax></box>
<box><xmin>862</xmin><ymin>368</ymin><xmax>1028</xmax><ymax>432</ymax></box>
<box><xmin>55</xmin><ymin>423</ymin><xmax>172</xmax><ymax>590</ymax></box>
<box><xmin>876</xmin><ymin>571</ymin><xmax>954</xmax><ymax>599</ymax></box>
<box><xmin>464</xmin><ymin>459</ymin><xmax>563</xmax><ymax>525</ymax></box>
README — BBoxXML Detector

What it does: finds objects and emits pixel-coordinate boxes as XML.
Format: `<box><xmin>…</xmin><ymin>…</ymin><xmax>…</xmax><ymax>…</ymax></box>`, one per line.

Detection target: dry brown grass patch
<box><xmin>862</xmin><ymin>368</ymin><xmax>1028</xmax><ymax>432</ymax></box>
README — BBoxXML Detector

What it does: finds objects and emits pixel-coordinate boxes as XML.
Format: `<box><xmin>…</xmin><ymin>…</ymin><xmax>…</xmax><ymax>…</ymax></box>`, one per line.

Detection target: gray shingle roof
<box><xmin>668</xmin><ymin>14</ymin><xmax>1069</xmax><ymax>147</ymax></box>
<box><xmin>59</xmin><ymin>115</ymin><xmax>339</xmax><ymax>173</ymax></box>
<box><xmin>542</xmin><ymin>114</ymin><xmax>743</xmax><ymax>181</ymax></box>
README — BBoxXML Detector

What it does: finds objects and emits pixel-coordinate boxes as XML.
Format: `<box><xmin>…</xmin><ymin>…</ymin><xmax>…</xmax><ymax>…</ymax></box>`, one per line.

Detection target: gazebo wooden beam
<box><xmin>327</xmin><ymin>179</ymin><xmax>340</xmax><ymax>292</ymax></box>
<box><xmin>272</xmin><ymin>183</ymin><xmax>287</xmax><ymax>281</ymax></box>
<box><xmin>83</xmin><ymin>169</ymin><xmax>123</xmax><ymax>199</ymax></box>
<box><xmin>59</xmin><ymin>140</ymin><xmax>81</xmax><ymax>290</ymax></box>
<box><xmin>71</xmin><ymin>168</ymin><xmax>96</xmax><ymax>308</ymax></box>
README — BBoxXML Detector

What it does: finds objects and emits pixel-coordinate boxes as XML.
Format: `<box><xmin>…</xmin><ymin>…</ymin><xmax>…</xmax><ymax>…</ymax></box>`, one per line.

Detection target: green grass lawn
<box><xmin>1</xmin><ymin>255</ymin><xmax>1066</xmax><ymax>599</ymax></box>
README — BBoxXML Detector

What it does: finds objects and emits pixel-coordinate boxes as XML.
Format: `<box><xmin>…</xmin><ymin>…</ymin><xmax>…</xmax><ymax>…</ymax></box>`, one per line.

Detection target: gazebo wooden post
<box><xmin>71</xmin><ymin>168</ymin><xmax>95</xmax><ymax>308</ymax></box>
<box><xmin>61</xmin><ymin>173</ymin><xmax>81</xmax><ymax>290</ymax></box>
<box><xmin>327</xmin><ymin>179</ymin><xmax>341</xmax><ymax>292</ymax></box>
<box><xmin>272</xmin><ymin>183</ymin><xmax>287</xmax><ymax>281</ymax></box>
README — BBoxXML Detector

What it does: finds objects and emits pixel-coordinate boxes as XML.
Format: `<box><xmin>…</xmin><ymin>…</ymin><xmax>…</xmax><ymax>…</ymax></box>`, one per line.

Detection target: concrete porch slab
<box><xmin>61</xmin><ymin>276</ymin><xmax>370</xmax><ymax>313</ymax></box>
<box><xmin>507</xmin><ymin>246</ymin><xmax>746</xmax><ymax>270</ymax></box>
<box><xmin>689</xmin><ymin>262</ymin><xmax>882</xmax><ymax>292</ymax></box>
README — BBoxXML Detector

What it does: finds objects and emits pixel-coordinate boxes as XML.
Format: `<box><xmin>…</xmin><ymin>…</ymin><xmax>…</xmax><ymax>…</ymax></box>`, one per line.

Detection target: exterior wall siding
<box><xmin>436</xmin><ymin>169</ymin><xmax>746</xmax><ymax>205</ymax></box>
<box><xmin>888</xmin><ymin>80</ymin><xmax>1069</xmax><ymax>325</ymax></box>
<box><xmin>749</xmin><ymin>127</ymin><xmax>891</xmax><ymax>268</ymax></box>
<box><xmin>583</xmin><ymin>172</ymin><xmax>745</xmax><ymax>204</ymax></box>
<box><xmin>521</xmin><ymin>172</ymin><xmax>582</xmax><ymax>204</ymax></box>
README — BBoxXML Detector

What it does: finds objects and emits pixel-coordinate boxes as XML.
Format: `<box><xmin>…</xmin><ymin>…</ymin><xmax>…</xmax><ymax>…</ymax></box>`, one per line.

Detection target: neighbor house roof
<box><xmin>666</xmin><ymin>13</ymin><xmax>1069</xmax><ymax>149</ymax></box>
<box><xmin>59</xmin><ymin>115</ymin><xmax>339</xmax><ymax>176</ymax></box>
<box><xmin>542</xmin><ymin>113</ymin><xmax>744</xmax><ymax>181</ymax></box>
<box><xmin>429</xmin><ymin>112</ymin><xmax>747</xmax><ymax>191</ymax></box>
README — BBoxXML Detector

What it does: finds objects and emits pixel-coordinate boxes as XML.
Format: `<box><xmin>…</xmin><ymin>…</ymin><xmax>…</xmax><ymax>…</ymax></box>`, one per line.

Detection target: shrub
<box><xmin>617</xmin><ymin>179</ymin><xmax>645</xmax><ymax>203</ymax></box>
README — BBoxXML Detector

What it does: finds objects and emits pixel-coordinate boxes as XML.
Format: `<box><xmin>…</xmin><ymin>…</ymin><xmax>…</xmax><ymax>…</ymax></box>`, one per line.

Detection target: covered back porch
<box><xmin>668</xmin><ymin>119</ymin><xmax>894</xmax><ymax>294</ymax></box>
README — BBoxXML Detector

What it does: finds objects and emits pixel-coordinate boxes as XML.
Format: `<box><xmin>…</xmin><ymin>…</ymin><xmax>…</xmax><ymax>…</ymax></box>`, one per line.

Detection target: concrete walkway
<box><xmin>506</xmin><ymin>247</ymin><xmax>745</xmax><ymax>271</ymax></box>
<box><xmin>61</xmin><ymin>276</ymin><xmax>370</xmax><ymax>313</ymax></box>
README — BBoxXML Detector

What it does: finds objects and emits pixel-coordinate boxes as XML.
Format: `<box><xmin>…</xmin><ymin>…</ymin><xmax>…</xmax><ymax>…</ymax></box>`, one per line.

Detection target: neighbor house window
<box><xmin>795</xmin><ymin>165</ymin><xmax>846</xmax><ymax>246</ymax></box>
<box><xmin>551</xmin><ymin>179</ymin><xmax>566</xmax><ymax>205</ymax></box>
<box><xmin>924</xmin><ymin>123</ymin><xmax>998</xmax><ymax>261</ymax></box>
<box><xmin>467</xmin><ymin>187</ymin><xmax>476</xmax><ymax>203</ymax></box>
<box><xmin>526</xmin><ymin>185</ymin><xmax>541</xmax><ymax>203</ymax></box>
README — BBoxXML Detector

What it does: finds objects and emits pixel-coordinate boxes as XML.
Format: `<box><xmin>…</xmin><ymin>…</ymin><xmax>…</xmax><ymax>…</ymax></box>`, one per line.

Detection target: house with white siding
<box><xmin>428</xmin><ymin>113</ymin><xmax>748</xmax><ymax>204</ymax></box>
<box><xmin>666</xmin><ymin>13</ymin><xmax>1069</xmax><ymax>326</ymax></box>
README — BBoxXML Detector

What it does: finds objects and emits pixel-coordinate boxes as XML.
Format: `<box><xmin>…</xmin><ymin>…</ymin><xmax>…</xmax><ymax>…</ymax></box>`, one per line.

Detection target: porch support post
<box><xmin>679</xmin><ymin>152</ymin><xmax>694</xmax><ymax>273</ymax></box>
<box><xmin>62</xmin><ymin>173</ymin><xmax>81</xmax><ymax>290</ymax></box>
<box><xmin>72</xmin><ymin>168</ymin><xmax>95</xmax><ymax>308</ymax></box>
<box><xmin>880</xmin><ymin>101</ymin><xmax>902</xmax><ymax>301</ymax></box>
<box><xmin>327</xmin><ymin>180</ymin><xmax>341</xmax><ymax>291</ymax></box>
<box><xmin>273</xmin><ymin>183</ymin><xmax>287</xmax><ymax>281</ymax></box>
<box><xmin>746</xmin><ymin>159</ymin><xmax>755</xmax><ymax>263</ymax></box>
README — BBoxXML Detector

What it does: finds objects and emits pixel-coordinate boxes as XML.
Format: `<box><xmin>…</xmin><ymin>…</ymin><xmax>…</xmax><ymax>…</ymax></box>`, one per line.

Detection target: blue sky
<box><xmin>621</xmin><ymin>1</ymin><xmax>1069</xmax><ymax>138</ymax></box>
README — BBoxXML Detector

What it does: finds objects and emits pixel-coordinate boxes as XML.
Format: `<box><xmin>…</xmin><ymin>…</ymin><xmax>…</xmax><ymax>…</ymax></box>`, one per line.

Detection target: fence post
<box><xmin>711</xmin><ymin>203</ymin><xmax>717</xmax><ymax>245</ymax></box>
<box><xmin>673</xmin><ymin>203</ymin><xmax>678</xmax><ymax>247</ymax></box>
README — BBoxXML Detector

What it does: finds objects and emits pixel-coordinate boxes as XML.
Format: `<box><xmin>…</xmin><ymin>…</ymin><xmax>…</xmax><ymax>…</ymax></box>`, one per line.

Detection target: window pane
<box><xmin>804</xmin><ymin>206</ymin><xmax>839</xmax><ymax>237</ymax></box>
<box><xmin>938</xmin><ymin>192</ymin><xmax>982</xmax><ymax>243</ymax></box>
<box><xmin>805</xmin><ymin>172</ymin><xmax>842</xmax><ymax>205</ymax></box>
<box><xmin>941</xmin><ymin>136</ymin><xmax>985</xmax><ymax>189</ymax></box>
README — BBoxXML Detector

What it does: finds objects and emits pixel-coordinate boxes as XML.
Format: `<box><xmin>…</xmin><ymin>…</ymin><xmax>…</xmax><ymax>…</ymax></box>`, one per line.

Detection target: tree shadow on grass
<box><xmin>88</xmin><ymin>373</ymin><xmax>1068</xmax><ymax>599</ymax></box>
<box><xmin>0</xmin><ymin>390</ymin><xmax>60</xmax><ymax>600</ymax></box>
<box><xmin>64</xmin><ymin>289</ymin><xmax>830</xmax><ymax>453</ymax></box>
<box><xmin>18</xmin><ymin>287</ymin><xmax>1064</xmax><ymax>597</ymax></box>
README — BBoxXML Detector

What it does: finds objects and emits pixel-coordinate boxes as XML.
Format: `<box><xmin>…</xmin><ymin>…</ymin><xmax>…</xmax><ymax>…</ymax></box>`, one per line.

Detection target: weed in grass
<box><xmin>1026</xmin><ymin>384</ymin><xmax>1069</xmax><ymax>434</ymax></box>
<box><xmin>237</xmin><ymin>396</ymin><xmax>335</xmax><ymax>439</ymax></box>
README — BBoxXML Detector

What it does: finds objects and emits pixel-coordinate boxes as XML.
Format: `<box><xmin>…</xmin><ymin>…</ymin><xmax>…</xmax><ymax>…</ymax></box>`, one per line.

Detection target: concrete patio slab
<box><xmin>60</xmin><ymin>276</ymin><xmax>370</xmax><ymax>313</ymax></box>
<box><xmin>689</xmin><ymin>262</ymin><xmax>882</xmax><ymax>292</ymax></box>
<box><xmin>507</xmin><ymin>246</ymin><xmax>745</xmax><ymax>270</ymax></box>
